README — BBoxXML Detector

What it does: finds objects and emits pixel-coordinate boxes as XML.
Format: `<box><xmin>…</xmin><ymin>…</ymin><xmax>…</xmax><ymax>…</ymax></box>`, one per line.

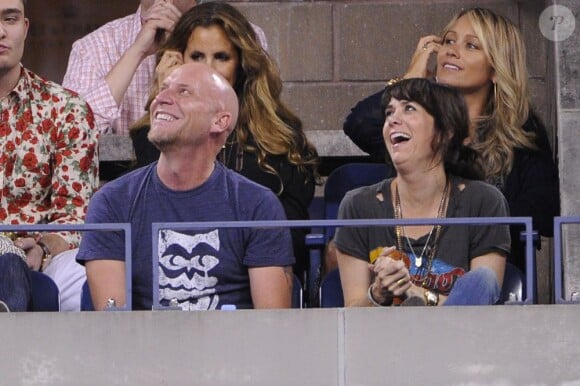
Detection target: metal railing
<box><xmin>151</xmin><ymin>217</ymin><xmax>535</xmax><ymax>307</ymax></box>
<box><xmin>0</xmin><ymin>223</ymin><xmax>133</xmax><ymax>310</ymax></box>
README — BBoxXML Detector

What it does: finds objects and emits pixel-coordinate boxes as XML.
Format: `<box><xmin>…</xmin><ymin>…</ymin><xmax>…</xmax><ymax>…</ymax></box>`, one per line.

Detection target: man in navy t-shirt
<box><xmin>77</xmin><ymin>63</ymin><xmax>294</xmax><ymax>310</ymax></box>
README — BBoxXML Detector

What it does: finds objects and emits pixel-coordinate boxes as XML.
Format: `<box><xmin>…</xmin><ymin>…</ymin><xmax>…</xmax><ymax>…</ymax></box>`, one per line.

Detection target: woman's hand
<box><xmin>368</xmin><ymin>246</ymin><xmax>412</xmax><ymax>304</ymax></box>
<box><xmin>155</xmin><ymin>50</ymin><xmax>184</xmax><ymax>89</ymax></box>
<box><xmin>404</xmin><ymin>35</ymin><xmax>441</xmax><ymax>79</ymax></box>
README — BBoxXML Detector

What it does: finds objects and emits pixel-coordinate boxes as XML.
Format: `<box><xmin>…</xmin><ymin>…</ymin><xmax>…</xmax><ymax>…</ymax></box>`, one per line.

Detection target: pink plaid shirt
<box><xmin>62</xmin><ymin>7</ymin><xmax>268</xmax><ymax>136</ymax></box>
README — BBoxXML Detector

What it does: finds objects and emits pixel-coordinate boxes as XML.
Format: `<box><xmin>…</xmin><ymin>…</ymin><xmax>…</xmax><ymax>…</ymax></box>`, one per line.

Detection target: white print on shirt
<box><xmin>158</xmin><ymin>229</ymin><xmax>220</xmax><ymax>310</ymax></box>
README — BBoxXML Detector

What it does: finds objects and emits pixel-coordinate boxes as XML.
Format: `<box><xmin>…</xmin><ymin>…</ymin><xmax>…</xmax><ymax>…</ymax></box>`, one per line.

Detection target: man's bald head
<box><xmin>149</xmin><ymin>62</ymin><xmax>239</xmax><ymax>151</ymax></box>
<box><xmin>178</xmin><ymin>62</ymin><xmax>239</xmax><ymax>132</ymax></box>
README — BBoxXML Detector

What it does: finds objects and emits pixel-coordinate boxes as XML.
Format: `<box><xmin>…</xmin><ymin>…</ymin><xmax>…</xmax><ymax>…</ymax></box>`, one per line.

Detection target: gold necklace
<box><xmin>393</xmin><ymin>177</ymin><xmax>450</xmax><ymax>277</ymax></box>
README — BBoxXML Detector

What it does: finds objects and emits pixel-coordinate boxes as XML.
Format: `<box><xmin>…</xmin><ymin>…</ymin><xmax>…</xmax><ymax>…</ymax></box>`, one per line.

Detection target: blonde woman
<box><xmin>130</xmin><ymin>1</ymin><xmax>318</xmax><ymax>276</ymax></box>
<box><xmin>343</xmin><ymin>7</ymin><xmax>559</xmax><ymax>272</ymax></box>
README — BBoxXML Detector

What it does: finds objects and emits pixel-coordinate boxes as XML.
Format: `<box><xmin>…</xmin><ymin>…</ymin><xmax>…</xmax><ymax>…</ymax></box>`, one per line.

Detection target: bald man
<box><xmin>77</xmin><ymin>63</ymin><xmax>293</xmax><ymax>311</ymax></box>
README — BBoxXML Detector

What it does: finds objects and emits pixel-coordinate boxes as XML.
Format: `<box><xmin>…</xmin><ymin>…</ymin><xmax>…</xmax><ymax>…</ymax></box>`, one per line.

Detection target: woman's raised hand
<box><xmin>404</xmin><ymin>35</ymin><xmax>441</xmax><ymax>79</ymax></box>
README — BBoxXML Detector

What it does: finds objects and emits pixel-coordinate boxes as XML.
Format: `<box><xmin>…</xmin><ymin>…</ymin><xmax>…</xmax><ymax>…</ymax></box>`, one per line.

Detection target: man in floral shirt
<box><xmin>0</xmin><ymin>0</ymin><xmax>98</xmax><ymax>311</ymax></box>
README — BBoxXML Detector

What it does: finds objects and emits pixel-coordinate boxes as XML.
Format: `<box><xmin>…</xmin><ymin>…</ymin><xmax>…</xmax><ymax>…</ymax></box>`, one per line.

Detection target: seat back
<box><xmin>80</xmin><ymin>280</ymin><xmax>94</xmax><ymax>311</ymax></box>
<box><xmin>319</xmin><ymin>269</ymin><xmax>344</xmax><ymax>308</ymax></box>
<box><xmin>323</xmin><ymin>163</ymin><xmax>392</xmax><ymax>238</ymax></box>
<box><xmin>292</xmin><ymin>274</ymin><xmax>303</xmax><ymax>309</ymax></box>
<box><xmin>30</xmin><ymin>271</ymin><xmax>60</xmax><ymax>311</ymax></box>
<box><xmin>498</xmin><ymin>262</ymin><xmax>525</xmax><ymax>304</ymax></box>
<box><xmin>306</xmin><ymin>163</ymin><xmax>391</xmax><ymax>306</ymax></box>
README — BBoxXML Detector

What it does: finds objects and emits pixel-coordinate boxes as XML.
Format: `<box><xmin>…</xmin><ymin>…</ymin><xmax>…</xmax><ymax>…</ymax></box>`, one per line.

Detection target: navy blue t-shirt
<box><xmin>77</xmin><ymin>162</ymin><xmax>294</xmax><ymax>310</ymax></box>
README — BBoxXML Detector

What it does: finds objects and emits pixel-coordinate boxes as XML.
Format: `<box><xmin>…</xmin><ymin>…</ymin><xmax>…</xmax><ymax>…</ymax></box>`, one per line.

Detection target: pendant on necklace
<box><xmin>415</xmin><ymin>256</ymin><xmax>423</xmax><ymax>268</ymax></box>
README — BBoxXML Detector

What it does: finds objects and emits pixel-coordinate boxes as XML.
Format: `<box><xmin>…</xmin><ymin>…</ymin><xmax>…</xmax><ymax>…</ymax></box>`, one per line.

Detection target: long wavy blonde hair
<box><xmin>131</xmin><ymin>1</ymin><xmax>318</xmax><ymax>181</ymax></box>
<box><xmin>441</xmin><ymin>7</ymin><xmax>536</xmax><ymax>180</ymax></box>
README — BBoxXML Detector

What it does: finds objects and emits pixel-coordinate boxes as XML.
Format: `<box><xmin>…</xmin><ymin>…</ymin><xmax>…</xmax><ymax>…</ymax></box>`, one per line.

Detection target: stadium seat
<box><xmin>30</xmin><ymin>271</ymin><xmax>60</xmax><ymax>311</ymax></box>
<box><xmin>306</xmin><ymin>162</ymin><xmax>392</xmax><ymax>306</ymax></box>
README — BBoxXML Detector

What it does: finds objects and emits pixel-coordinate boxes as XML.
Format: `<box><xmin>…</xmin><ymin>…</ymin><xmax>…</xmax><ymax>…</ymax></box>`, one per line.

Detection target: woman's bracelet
<box><xmin>367</xmin><ymin>284</ymin><xmax>392</xmax><ymax>307</ymax></box>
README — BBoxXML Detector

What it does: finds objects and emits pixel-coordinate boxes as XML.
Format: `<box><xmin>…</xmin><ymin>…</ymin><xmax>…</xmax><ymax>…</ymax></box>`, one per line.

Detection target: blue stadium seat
<box><xmin>497</xmin><ymin>262</ymin><xmax>526</xmax><ymax>304</ymax></box>
<box><xmin>306</xmin><ymin>162</ymin><xmax>392</xmax><ymax>306</ymax></box>
<box><xmin>80</xmin><ymin>280</ymin><xmax>94</xmax><ymax>311</ymax></box>
<box><xmin>30</xmin><ymin>271</ymin><xmax>59</xmax><ymax>311</ymax></box>
<box><xmin>292</xmin><ymin>274</ymin><xmax>303</xmax><ymax>309</ymax></box>
<box><xmin>318</xmin><ymin>268</ymin><xmax>343</xmax><ymax>308</ymax></box>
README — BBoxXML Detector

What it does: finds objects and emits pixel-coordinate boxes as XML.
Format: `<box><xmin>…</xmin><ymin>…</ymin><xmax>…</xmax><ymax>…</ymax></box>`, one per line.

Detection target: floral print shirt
<box><xmin>0</xmin><ymin>66</ymin><xmax>99</xmax><ymax>247</ymax></box>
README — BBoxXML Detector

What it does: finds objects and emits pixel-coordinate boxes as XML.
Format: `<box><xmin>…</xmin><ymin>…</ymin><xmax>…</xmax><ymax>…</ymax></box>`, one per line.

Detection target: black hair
<box><xmin>382</xmin><ymin>78</ymin><xmax>483</xmax><ymax>180</ymax></box>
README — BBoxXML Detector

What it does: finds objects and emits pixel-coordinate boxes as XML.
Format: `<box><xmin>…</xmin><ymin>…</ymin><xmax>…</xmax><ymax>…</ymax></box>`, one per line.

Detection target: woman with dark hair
<box><xmin>342</xmin><ymin>8</ymin><xmax>559</xmax><ymax>273</ymax></box>
<box><xmin>334</xmin><ymin>78</ymin><xmax>510</xmax><ymax>307</ymax></box>
<box><xmin>130</xmin><ymin>1</ymin><xmax>318</xmax><ymax>276</ymax></box>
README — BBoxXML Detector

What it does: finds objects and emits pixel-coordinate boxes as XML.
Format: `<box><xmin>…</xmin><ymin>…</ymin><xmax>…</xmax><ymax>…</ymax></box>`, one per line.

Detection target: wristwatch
<box><xmin>424</xmin><ymin>290</ymin><xmax>439</xmax><ymax>306</ymax></box>
<box><xmin>37</xmin><ymin>240</ymin><xmax>52</xmax><ymax>271</ymax></box>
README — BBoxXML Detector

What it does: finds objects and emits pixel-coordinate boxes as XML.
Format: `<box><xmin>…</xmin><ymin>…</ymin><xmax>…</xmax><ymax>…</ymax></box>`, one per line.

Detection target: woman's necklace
<box><xmin>393</xmin><ymin>177</ymin><xmax>450</xmax><ymax>270</ymax></box>
<box><xmin>403</xmin><ymin>225</ymin><xmax>434</xmax><ymax>268</ymax></box>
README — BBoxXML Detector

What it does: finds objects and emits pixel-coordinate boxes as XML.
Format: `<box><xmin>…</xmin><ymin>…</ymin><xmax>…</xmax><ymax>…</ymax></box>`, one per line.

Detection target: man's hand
<box><xmin>155</xmin><ymin>50</ymin><xmax>184</xmax><ymax>89</ymax></box>
<box><xmin>135</xmin><ymin>0</ymin><xmax>183</xmax><ymax>58</ymax></box>
<box><xmin>14</xmin><ymin>237</ymin><xmax>43</xmax><ymax>271</ymax></box>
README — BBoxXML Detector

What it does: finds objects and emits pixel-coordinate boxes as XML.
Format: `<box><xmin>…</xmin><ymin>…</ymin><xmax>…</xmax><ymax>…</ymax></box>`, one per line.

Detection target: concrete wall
<box><xmin>1</xmin><ymin>307</ymin><xmax>580</xmax><ymax>385</ymax></box>
<box><xmin>555</xmin><ymin>0</ymin><xmax>580</xmax><ymax>299</ymax></box>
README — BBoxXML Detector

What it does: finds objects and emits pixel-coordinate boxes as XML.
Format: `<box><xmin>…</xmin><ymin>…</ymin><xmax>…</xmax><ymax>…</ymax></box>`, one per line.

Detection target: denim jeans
<box><xmin>0</xmin><ymin>253</ymin><xmax>32</xmax><ymax>311</ymax></box>
<box><xmin>444</xmin><ymin>267</ymin><xmax>500</xmax><ymax>306</ymax></box>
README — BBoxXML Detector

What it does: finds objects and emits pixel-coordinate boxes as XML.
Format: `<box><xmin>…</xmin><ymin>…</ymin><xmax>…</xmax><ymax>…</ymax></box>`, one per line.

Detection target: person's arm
<box><xmin>47</xmin><ymin>94</ymin><xmax>99</xmax><ymax>247</ymax></box>
<box><xmin>249</xmin><ymin>266</ymin><xmax>293</xmax><ymax>308</ymax></box>
<box><xmin>85</xmin><ymin>259</ymin><xmax>126</xmax><ymax>310</ymax></box>
<box><xmin>62</xmin><ymin>2</ymin><xmax>182</xmax><ymax>133</ymax></box>
<box><xmin>336</xmin><ymin>249</ymin><xmax>374</xmax><ymax>307</ymax></box>
<box><xmin>105</xmin><ymin>1</ymin><xmax>181</xmax><ymax>106</ymax></box>
<box><xmin>342</xmin><ymin>90</ymin><xmax>388</xmax><ymax>161</ymax></box>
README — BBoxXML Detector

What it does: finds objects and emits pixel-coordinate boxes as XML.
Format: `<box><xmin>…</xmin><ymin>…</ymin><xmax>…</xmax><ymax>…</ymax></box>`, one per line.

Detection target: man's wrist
<box><xmin>37</xmin><ymin>240</ymin><xmax>52</xmax><ymax>271</ymax></box>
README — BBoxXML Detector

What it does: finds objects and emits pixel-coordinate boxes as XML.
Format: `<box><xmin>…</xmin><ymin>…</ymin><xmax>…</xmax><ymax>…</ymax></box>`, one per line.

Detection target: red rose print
<box><xmin>79</xmin><ymin>156</ymin><xmax>91</xmax><ymax>172</ymax></box>
<box><xmin>72</xmin><ymin>196</ymin><xmax>84</xmax><ymax>207</ymax></box>
<box><xmin>54</xmin><ymin>196</ymin><xmax>67</xmax><ymax>209</ymax></box>
<box><xmin>22</xmin><ymin>152</ymin><xmax>38</xmax><ymax>170</ymax></box>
